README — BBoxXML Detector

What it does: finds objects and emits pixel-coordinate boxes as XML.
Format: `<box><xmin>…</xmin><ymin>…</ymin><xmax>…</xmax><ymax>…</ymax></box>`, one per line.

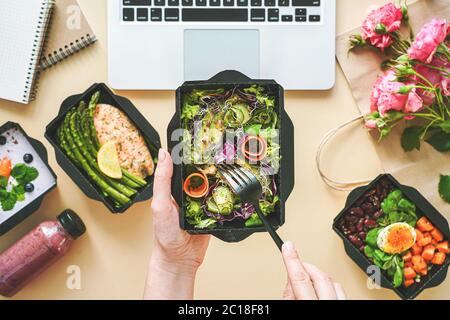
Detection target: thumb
<box><xmin>152</xmin><ymin>149</ymin><xmax>173</xmax><ymax>205</ymax></box>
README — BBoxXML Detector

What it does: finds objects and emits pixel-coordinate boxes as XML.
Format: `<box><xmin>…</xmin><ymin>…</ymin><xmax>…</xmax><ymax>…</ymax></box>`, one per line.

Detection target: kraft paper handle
<box><xmin>316</xmin><ymin>115</ymin><xmax>377</xmax><ymax>191</ymax></box>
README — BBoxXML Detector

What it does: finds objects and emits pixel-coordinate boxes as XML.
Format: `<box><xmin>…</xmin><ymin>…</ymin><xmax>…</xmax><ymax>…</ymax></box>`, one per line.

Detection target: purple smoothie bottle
<box><xmin>0</xmin><ymin>210</ymin><xmax>86</xmax><ymax>297</ymax></box>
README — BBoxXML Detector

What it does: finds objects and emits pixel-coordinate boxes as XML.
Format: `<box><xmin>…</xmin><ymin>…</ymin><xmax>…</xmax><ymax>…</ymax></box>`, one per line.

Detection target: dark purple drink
<box><xmin>0</xmin><ymin>210</ymin><xmax>85</xmax><ymax>297</ymax></box>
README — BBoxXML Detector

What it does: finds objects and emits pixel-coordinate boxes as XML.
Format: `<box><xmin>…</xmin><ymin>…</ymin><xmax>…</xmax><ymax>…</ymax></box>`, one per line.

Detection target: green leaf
<box><xmin>244</xmin><ymin>124</ymin><xmax>262</xmax><ymax>135</ymax></box>
<box><xmin>12</xmin><ymin>184</ymin><xmax>26</xmax><ymax>202</ymax></box>
<box><xmin>384</xmin><ymin>111</ymin><xmax>406</xmax><ymax>122</ymax></box>
<box><xmin>379</xmin><ymin>127</ymin><xmax>391</xmax><ymax>140</ymax></box>
<box><xmin>439</xmin><ymin>121</ymin><xmax>450</xmax><ymax>134</ymax></box>
<box><xmin>0</xmin><ymin>176</ymin><xmax>7</xmax><ymax>189</ymax></box>
<box><xmin>366</xmin><ymin>228</ymin><xmax>383</xmax><ymax>247</ymax></box>
<box><xmin>1</xmin><ymin>191</ymin><xmax>17</xmax><ymax>211</ymax></box>
<box><xmin>401</xmin><ymin>126</ymin><xmax>424</xmax><ymax>152</ymax></box>
<box><xmin>439</xmin><ymin>175</ymin><xmax>450</xmax><ymax>204</ymax></box>
<box><xmin>426</xmin><ymin>129</ymin><xmax>450</xmax><ymax>152</ymax></box>
<box><xmin>0</xmin><ymin>189</ymin><xmax>8</xmax><ymax>201</ymax></box>
<box><xmin>194</xmin><ymin>218</ymin><xmax>217</xmax><ymax>230</ymax></box>
<box><xmin>11</xmin><ymin>164</ymin><xmax>38</xmax><ymax>184</ymax></box>
<box><xmin>11</xmin><ymin>164</ymin><xmax>27</xmax><ymax>180</ymax></box>
<box><xmin>259</xmin><ymin>195</ymin><xmax>280</xmax><ymax>215</ymax></box>
<box><xmin>393</xmin><ymin>265</ymin><xmax>404</xmax><ymax>288</ymax></box>
<box><xmin>364</xmin><ymin>246</ymin><xmax>375</xmax><ymax>258</ymax></box>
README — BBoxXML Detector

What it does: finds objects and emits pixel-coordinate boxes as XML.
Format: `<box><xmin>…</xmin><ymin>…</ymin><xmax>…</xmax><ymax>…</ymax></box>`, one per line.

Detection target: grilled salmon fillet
<box><xmin>94</xmin><ymin>104</ymin><xmax>154</xmax><ymax>178</ymax></box>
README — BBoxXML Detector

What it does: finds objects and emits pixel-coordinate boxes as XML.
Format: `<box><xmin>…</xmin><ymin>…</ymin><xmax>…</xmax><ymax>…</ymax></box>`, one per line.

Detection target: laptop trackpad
<box><xmin>184</xmin><ymin>29</ymin><xmax>260</xmax><ymax>81</ymax></box>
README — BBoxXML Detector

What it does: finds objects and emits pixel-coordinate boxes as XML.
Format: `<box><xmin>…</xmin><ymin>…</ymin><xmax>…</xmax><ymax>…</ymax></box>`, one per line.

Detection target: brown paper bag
<box><xmin>335</xmin><ymin>0</ymin><xmax>450</xmax><ymax>214</ymax></box>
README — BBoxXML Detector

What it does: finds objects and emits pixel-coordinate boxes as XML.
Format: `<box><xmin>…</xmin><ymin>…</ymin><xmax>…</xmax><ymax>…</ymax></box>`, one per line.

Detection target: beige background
<box><xmin>0</xmin><ymin>0</ymin><xmax>448</xmax><ymax>300</ymax></box>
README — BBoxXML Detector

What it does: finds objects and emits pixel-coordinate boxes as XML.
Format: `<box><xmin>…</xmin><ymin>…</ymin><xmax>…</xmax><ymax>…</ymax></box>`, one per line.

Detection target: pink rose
<box><xmin>432</xmin><ymin>56</ymin><xmax>450</xmax><ymax>96</ymax></box>
<box><xmin>414</xmin><ymin>64</ymin><xmax>441</xmax><ymax>105</ymax></box>
<box><xmin>365</xmin><ymin>119</ymin><xmax>378</xmax><ymax>130</ymax></box>
<box><xmin>414</xmin><ymin>56</ymin><xmax>450</xmax><ymax>104</ymax></box>
<box><xmin>370</xmin><ymin>70</ymin><xmax>424</xmax><ymax>116</ymax></box>
<box><xmin>408</xmin><ymin>19</ymin><xmax>447</xmax><ymax>63</ymax></box>
<box><xmin>362</xmin><ymin>3</ymin><xmax>403</xmax><ymax>51</ymax></box>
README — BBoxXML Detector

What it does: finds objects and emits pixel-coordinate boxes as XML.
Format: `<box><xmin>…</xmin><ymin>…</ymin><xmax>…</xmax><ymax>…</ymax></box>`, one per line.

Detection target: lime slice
<box><xmin>98</xmin><ymin>141</ymin><xmax>122</xmax><ymax>179</ymax></box>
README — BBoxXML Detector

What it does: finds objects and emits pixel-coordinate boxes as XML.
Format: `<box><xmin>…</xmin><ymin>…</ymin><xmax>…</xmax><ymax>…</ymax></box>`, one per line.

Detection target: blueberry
<box><xmin>25</xmin><ymin>183</ymin><xmax>34</xmax><ymax>193</ymax></box>
<box><xmin>23</xmin><ymin>153</ymin><xmax>34</xmax><ymax>164</ymax></box>
<box><xmin>0</xmin><ymin>136</ymin><xmax>6</xmax><ymax>145</ymax></box>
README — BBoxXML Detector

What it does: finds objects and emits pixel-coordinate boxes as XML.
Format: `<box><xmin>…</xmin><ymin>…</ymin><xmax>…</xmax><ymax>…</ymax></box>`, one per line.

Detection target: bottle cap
<box><xmin>57</xmin><ymin>209</ymin><xmax>86</xmax><ymax>239</ymax></box>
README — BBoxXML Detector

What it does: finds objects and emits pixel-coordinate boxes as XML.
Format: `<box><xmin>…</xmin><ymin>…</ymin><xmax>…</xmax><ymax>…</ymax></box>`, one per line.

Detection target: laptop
<box><xmin>108</xmin><ymin>0</ymin><xmax>336</xmax><ymax>90</ymax></box>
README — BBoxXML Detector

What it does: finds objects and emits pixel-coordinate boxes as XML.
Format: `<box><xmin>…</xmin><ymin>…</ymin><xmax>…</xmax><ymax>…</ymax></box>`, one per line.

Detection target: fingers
<box><xmin>303</xmin><ymin>263</ymin><xmax>337</xmax><ymax>300</ymax></box>
<box><xmin>334</xmin><ymin>282</ymin><xmax>347</xmax><ymax>300</ymax></box>
<box><xmin>152</xmin><ymin>149</ymin><xmax>174</xmax><ymax>209</ymax></box>
<box><xmin>281</xmin><ymin>242</ymin><xmax>317</xmax><ymax>300</ymax></box>
<box><xmin>282</xmin><ymin>280</ymin><xmax>295</xmax><ymax>300</ymax></box>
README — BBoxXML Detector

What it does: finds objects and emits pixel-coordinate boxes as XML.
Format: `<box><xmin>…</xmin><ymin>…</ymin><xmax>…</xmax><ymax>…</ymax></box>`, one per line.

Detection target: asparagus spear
<box><xmin>122</xmin><ymin>169</ymin><xmax>148</xmax><ymax>187</ymax></box>
<box><xmin>62</xmin><ymin>110</ymin><xmax>131</xmax><ymax>206</ymax></box>
<box><xmin>78</xmin><ymin>102</ymin><xmax>144</xmax><ymax>189</ymax></box>
<box><xmin>79</xmin><ymin>102</ymin><xmax>98</xmax><ymax>159</ymax></box>
<box><xmin>70</xmin><ymin>108</ymin><xmax>137</xmax><ymax>198</ymax></box>
<box><xmin>57</xmin><ymin>125</ymin><xmax>78</xmax><ymax>165</ymax></box>
<box><xmin>88</xmin><ymin>91</ymin><xmax>101</xmax><ymax>150</ymax></box>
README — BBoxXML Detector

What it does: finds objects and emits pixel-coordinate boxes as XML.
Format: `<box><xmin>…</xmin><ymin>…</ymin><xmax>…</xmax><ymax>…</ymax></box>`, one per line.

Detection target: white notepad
<box><xmin>0</xmin><ymin>0</ymin><xmax>55</xmax><ymax>104</ymax></box>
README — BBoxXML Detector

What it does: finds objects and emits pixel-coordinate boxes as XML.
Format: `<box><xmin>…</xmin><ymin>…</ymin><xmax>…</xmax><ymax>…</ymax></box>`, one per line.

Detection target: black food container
<box><xmin>333</xmin><ymin>174</ymin><xmax>450</xmax><ymax>300</ymax></box>
<box><xmin>167</xmin><ymin>70</ymin><xmax>295</xmax><ymax>243</ymax></box>
<box><xmin>0</xmin><ymin>122</ymin><xmax>57</xmax><ymax>235</ymax></box>
<box><xmin>45</xmin><ymin>83</ymin><xmax>161</xmax><ymax>214</ymax></box>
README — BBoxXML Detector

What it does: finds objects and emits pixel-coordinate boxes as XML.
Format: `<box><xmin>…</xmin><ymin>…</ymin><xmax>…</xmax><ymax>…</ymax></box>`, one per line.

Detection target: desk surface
<box><xmin>1</xmin><ymin>0</ymin><xmax>448</xmax><ymax>300</ymax></box>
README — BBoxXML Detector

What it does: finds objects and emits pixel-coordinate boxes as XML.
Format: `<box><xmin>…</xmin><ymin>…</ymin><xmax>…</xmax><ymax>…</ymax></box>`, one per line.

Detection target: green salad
<box><xmin>181</xmin><ymin>86</ymin><xmax>281</xmax><ymax>229</ymax></box>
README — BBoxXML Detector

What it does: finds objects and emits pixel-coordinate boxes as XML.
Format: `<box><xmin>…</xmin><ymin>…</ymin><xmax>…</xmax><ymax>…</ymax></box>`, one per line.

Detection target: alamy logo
<box><xmin>66</xmin><ymin>265</ymin><xmax>81</xmax><ymax>290</ymax></box>
<box><xmin>366</xmin><ymin>265</ymin><xmax>382</xmax><ymax>290</ymax></box>
<box><xmin>66</xmin><ymin>5</ymin><xmax>82</xmax><ymax>30</ymax></box>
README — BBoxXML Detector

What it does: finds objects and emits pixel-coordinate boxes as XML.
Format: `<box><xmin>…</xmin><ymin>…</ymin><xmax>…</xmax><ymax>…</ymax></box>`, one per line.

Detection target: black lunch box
<box><xmin>333</xmin><ymin>174</ymin><xmax>450</xmax><ymax>300</ymax></box>
<box><xmin>0</xmin><ymin>122</ymin><xmax>57</xmax><ymax>235</ymax></box>
<box><xmin>45</xmin><ymin>83</ymin><xmax>161</xmax><ymax>214</ymax></box>
<box><xmin>167</xmin><ymin>70</ymin><xmax>295</xmax><ymax>243</ymax></box>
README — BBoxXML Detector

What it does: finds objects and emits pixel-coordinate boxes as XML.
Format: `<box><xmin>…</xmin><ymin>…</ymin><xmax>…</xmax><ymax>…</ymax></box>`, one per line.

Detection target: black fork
<box><xmin>218</xmin><ymin>164</ymin><xmax>284</xmax><ymax>251</ymax></box>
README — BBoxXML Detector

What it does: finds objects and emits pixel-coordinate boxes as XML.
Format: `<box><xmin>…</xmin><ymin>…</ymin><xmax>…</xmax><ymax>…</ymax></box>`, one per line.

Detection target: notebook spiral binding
<box><xmin>40</xmin><ymin>34</ymin><xmax>98</xmax><ymax>71</ymax></box>
<box><xmin>24</xmin><ymin>0</ymin><xmax>55</xmax><ymax>104</ymax></box>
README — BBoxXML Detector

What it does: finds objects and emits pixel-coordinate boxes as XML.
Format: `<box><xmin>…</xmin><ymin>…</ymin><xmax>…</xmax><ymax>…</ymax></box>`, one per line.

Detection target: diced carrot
<box><xmin>418</xmin><ymin>233</ymin><xmax>432</xmax><ymax>247</ymax></box>
<box><xmin>404</xmin><ymin>267</ymin><xmax>417</xmax><ymax>280</ymax></box>
<box><xmin>412</xmin><ymin>255</ymin><xmax>427</xmax><ymax>272</ymax></box>
<box><xmin>436</xmin><ymin>241</ymin><xmax>450</xmax><ymax>254</ymax></box>
<box><xmin>415</xmin><ymin>229</ymin><xmax>424</xmax><ymax>242</ymax></box>
<box><xmin>431</xmin><ymin>238</ymin><xmax>438</xmax><ymax>245</ymax></box>
<box><xmin>417</xmin><ymin>217</ymin><xmax>434</xmax><ymax>232</ymax></box>
<box><xmin>421</xmin><ymin>245</ymin><xmax>436</xmax><ymax>261</ymax></box>
<box><xmin>404</xmin><ymin>279</ymin><xmax>415</xmax><ymax>288</ymax></box>
<box><xmin>418</xmin><ymin>268</ymin><xmax>428</xmax><ymax>276</ymax></box>
<box><xmin>411</xmin><ymin>243</ymin><xmax>423</xmax><ymax>255</ymax></box>
<box><xmin>402</xmin><ymin>251</ymin><xmax>412</xmax><ymax>263</ymax></box>
<box><xmin>431</xmin><ymin>252</ymin><xmax>446</xmax><ymax>265</ymax></box>
<box><xmin>431</xmin><ymin>229</ymin><xmax>444</xmax><ymax>242</ymax></box>
<box><xmin>405</xmin><ymin>262</ymin><xmax>413</xmax><ymax>268</ymax></box>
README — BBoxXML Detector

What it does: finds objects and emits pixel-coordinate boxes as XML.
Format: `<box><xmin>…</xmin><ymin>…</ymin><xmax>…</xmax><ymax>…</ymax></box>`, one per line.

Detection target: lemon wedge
<box><xmin>98</xmin><ymin>141</ymin><xmax>122</xmax><ymax>179</ymax></box>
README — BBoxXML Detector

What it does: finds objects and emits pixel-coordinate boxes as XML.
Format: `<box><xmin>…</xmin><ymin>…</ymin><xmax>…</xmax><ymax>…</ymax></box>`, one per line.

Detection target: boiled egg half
<box><xmin>377</xmin><ymin>223</ymin><xmax>416</xmax><ymax>254</ymax></box>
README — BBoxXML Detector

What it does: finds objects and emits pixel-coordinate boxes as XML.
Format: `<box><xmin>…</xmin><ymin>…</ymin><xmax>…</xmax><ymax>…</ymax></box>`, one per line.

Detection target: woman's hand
<box><xmin>144</xmin><ymin>149</ymin><xmax>210</xmax><ymax>300</ymax></box>
<box><xmin>281</xmin><ymin>241</ymin><xmax>346</xmax><ymax>300</ymax></box>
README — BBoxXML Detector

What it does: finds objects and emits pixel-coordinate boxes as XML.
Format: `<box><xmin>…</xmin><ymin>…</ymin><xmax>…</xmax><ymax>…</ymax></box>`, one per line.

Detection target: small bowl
<box><xmin>333</xmin><ymin>174</ymin><xmax>450</xmax><ymax>300</ymax></box>
<box><xmin>0</xmin><ymin>122</ymin><xmax>57</xmax><ymax>235</ymax></box>
<box><xmin>45</xmin><ymin>83</ymin><xmax>161</xmax><ymax>214</ymax></box>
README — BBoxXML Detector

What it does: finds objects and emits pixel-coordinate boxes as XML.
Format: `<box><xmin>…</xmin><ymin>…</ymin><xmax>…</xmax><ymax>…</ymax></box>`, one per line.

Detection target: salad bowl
<box><xmin>333</xmin><ymin>174</ymin><xmax>450</xmax><ymax>300</ymax></box>
<box><xmin>167</xmin><ymin>70</ymin><xmax>295</xmax><ymax>243</ymax></box>
<box><xmin>0</xmin><ymin>122</ymin><xmax>57</xmax><ymax>235</ymax></box>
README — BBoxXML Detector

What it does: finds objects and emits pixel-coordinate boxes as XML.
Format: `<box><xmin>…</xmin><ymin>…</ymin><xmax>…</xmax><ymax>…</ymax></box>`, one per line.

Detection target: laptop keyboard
<box><xmin>122</xmin><ymin>0</ymin><xmax>323</xmax><ymax>23</ymax></box>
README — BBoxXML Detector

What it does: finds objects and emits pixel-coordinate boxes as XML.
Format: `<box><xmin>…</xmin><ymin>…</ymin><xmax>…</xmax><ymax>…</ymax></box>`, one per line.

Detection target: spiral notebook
<box><xmin>40</xmin><ymin>0</ymin><xmax>97</xmax><ymax>70</ymax></box>
<box><xmin>0</xmin><ymin>0</ymin><xmax>55</xmax><ymax>104</ymax></box>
